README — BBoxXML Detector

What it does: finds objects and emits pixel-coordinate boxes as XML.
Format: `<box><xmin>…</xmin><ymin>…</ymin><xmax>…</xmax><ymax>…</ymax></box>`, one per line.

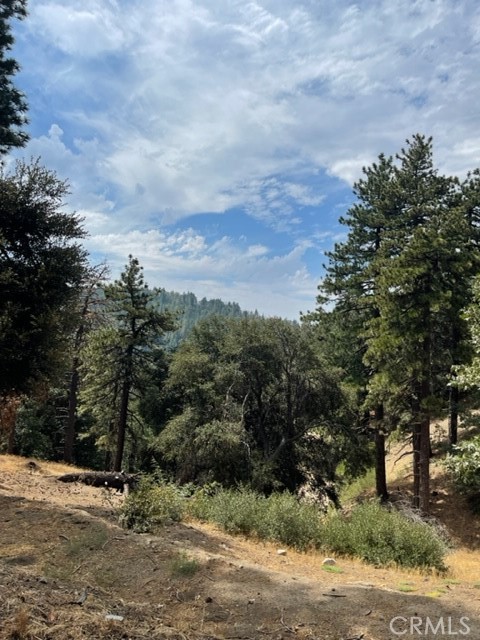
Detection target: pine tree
<box><xmin>320</xmin><ymin>135</ymin><xmax>480</xmax><ymax>512</ymax></box>
<box><xmin>0</xmin><ymin>0</ymin><xmax>29</xmax><ymax>154</ymax></box>
<box><xmin>364</xmin><ymin>135</ymin><xmax>479</xmax><ymax>512</ymax></box>
<box><xmin>319</xmin><ymin>153</ymin><xmax>402</xmax><ymax>501</ymax></box>
<box><xmin>0</xmin><ymin>159</ymin><xmax>88</xmax><ymax>395</ymax></box>
<box><xmin>80</xmin><ymin>257</ymin><xmax>176</xmax><ymax>471</ymax></box>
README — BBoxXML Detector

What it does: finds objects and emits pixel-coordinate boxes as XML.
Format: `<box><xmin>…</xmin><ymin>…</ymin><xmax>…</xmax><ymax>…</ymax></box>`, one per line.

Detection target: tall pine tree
<box><xmin>320</xmin><ymin>135</ymin><xmax>480</xmax><ymax>512</ymax></box>
<box><xmin>80</xmin><ymin>257</ymin><xmax>176</xmax><ymax>471</ymax></box>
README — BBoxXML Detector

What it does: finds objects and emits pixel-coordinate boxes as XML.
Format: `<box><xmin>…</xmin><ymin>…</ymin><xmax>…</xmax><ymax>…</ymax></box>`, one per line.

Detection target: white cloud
<box><xmin>14</xmin><ymin>0</ymin><xmax>480</xmax><ymax>315</ymax></box>
<box><xmin>22</xmin><ymin>0</ymin><xmax>480</xmax><ymax>231</ymax></box>
<box><xmin>85</xmin><ymin>228</ymin><xmax>316</xmax><ymax>318</ymax></box>
<box><xmin>30</xmin><ymin>2</ymin><xmax>126</xmax><ymax>57</ymax></box>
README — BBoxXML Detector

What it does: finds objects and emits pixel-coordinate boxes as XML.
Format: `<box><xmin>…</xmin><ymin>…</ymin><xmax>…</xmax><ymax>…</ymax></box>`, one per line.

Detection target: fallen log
<box><xmin>57</xmin><ymin>471</ymin><xmax>139</xmax><ymax>493</ymax></box>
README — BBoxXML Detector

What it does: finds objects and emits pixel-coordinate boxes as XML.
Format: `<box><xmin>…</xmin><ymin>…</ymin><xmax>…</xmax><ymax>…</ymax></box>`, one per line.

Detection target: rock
<box><xmin>322</xmin><ymin>557</ymin><xmax>336</xmax><ymax>566</ymax></box>
<box><xmin>105</xmin><ymin>614</ymin><xmax>124</xmax><ymax>622</ymax></box>
<box><xmin>277</xmin><ymin>549</ymin><xmax>287</xmax><ymax>556</ymax></box>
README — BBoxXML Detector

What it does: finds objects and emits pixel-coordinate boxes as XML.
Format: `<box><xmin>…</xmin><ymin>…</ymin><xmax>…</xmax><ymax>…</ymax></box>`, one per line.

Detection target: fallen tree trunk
<box><xmin>57</xmin><ymin>471</ymin><xmax>140</xmax><ymax>493</ymax></box>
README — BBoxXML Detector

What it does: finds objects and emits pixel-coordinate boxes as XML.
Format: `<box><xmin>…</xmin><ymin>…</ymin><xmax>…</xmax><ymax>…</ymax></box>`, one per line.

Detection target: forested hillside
<box><xmin>3</xmin><ymin>1</ymin><xmax>480</xmax><ymax>521</ymax></box>
<box><xmin>154</xmin><ymin>290</ymin><xmax>251</xmax><ymax>350</ymax></box>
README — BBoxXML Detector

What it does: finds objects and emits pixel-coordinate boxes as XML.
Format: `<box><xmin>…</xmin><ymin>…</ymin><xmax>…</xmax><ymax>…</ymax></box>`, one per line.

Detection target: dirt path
<box><xmin>0</xmin><ymin>455</ymin><xmax>479</xmax><ymax>639</ymax></box>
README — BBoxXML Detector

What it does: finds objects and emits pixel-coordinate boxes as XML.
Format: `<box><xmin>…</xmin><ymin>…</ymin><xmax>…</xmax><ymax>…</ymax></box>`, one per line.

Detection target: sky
<box><xmin>9</xmin><ymin>0</ymin><xmax>480</xmax><ymax>319</ymax></box>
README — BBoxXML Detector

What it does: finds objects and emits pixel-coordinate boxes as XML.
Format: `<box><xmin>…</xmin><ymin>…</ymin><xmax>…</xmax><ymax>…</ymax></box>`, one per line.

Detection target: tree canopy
<box><xmin>0</xmin><ymin>159</ymin><xmax>88</xmax><ymax>395</ymax></box>
<box><xmin>0</xmin><ymin>0</ymin><xmax>28</xmax><ymax>154</ymax></box>
<box><xmin>317</xmin><ymin>134</ymin><xmax>480</xmax><ymax>511</ymax></box>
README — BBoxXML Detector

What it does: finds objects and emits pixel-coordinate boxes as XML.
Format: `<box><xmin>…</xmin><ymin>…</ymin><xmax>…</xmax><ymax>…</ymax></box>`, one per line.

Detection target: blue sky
<box><xmin>10</xmin><ymin>0</ymin><xmax>480</xmax><ymax>318</ymax></box>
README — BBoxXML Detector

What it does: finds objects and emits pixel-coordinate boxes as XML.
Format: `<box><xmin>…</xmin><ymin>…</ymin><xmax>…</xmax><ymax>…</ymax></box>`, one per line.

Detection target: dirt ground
<box><xmin>0</xmin><ymin>454</ymin><xmax>479</xmax><ymax>640</ymax></box>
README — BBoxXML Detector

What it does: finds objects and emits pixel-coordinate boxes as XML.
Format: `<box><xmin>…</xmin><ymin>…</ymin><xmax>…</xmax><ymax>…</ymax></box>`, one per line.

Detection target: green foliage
<box><xmin>444</xmin><ymin>436</ymin><xmax>480</xmax><ymax>494</ymax></box>
<box><xmin>0</xmin><ymin>0</ymin><xmax>29</xmax><ymax>154</ymax></box>
<box><xmin>119</xmin><ymin>477</ymin><xmax>184</xmax><ymax>533</ymax></box>
<box><xmin>169</xmin><ymin>552</ymin><xmax>200</xmax><ymax>577</ymax></box>
<box><xmin>317</xmin><ymin>134</ymin><xmax>480</xmax><ymax>509</ymax></box>
<box><xmin>155</xmin><ymin>290</ymin><xmax>250</xmax><ymax>350</ymax></box>
<box><xmin>188</xmin><ymin>487</ymin><xmax>322</xmax><ymax>550</ymax></box>
<box><xmin>339</xmin><ymin>467</ymin><xmax>376</xmax><ymax>504</ymax></box>
<box><xmin>11</xmin><ymin>395</ymin><xmax>64</xmax><ymax>459</ymax></box>
<box><xmin>155</xmin><ymin>315</ymin><xmax>356</xmax><ymax>496</ymax></box>
<box><xmin>188</xmin><ymin>488</ymin><xmax>446</xmax><ymax>570</ymax></box>
<box><xmin>320</xmin><ymin>502</ymin><xmax>446</xmax><ymax>572</ymax></box>
<box><xmin>455</xmin><ymin>276</ymin><xmax>480</xmax><ymax>389</ymax></box>
<box><xmin>79</xmin><ymin>256</ymin><xmax>176</xmax><ymax>470</ymax></box>
<box><xmin>0</xmin><ymin>160</ymin><xmax>88</xmax><ymax>395</ymax></box>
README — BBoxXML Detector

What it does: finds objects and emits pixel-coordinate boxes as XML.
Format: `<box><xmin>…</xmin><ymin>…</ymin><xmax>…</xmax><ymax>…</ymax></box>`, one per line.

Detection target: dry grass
<box><xmin>0</xmin><ymin>454</ymin><xmax>86</xmax><ymax>476</ymax></box>
<box><xmin>0</xmin><ymin>452</ymin><xmax>479</xmax><ymax>639</ymax></box>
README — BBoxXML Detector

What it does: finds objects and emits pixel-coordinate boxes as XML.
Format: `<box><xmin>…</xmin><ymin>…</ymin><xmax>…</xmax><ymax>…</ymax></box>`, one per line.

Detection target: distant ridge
<box><xmin>154</xmin><ymin>290</ymin><xmax>254</xmax><ymax>349</ymax></box>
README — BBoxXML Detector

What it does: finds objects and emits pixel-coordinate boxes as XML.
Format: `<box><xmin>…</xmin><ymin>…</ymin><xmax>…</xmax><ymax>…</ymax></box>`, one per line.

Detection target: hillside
<box><xmin>0</xmin><ymin>455</ymin><xmax>479</xmax><ymax>639</ymax></box>
<box><xmin>155</xmin><ymin>291</ymin><xmax>252</xmax><ymax>350</ymax></box>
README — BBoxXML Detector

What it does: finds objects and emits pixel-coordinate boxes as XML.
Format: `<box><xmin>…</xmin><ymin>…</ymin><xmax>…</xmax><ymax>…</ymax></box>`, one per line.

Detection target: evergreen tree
<box><xmin>80</xmin><ymin>257</ymin><xmax>176</xmax><ymax>471</ymax></box>
<box><xmin>63</xmin><ymin>263</ymin><xmax>109</xmax><ymax>463</ymax></box>
<box><xmin>320</xmin><ymin>135</ymin><xmax>480</xmax><ymax>512</ymax></box>
<box><xmin>318</xmin><ymin>153</ymin><xmax>401</xmax><ymax>501</ymax></box>
<box><xmin>0</xmin><ymin>0</ymin><xmax>29</xmax><ymax>154</ymax></box>
<box><xmin>0</xmin><ymin>159</ymin><xmax>88</xmax><ymax>396</ymax></box>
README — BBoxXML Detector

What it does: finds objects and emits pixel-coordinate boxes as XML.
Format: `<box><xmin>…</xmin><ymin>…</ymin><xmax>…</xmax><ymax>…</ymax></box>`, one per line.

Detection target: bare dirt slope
<box><xmin>0</xmin><ymin>455</ymin><xmax>479</xmax><ymax>640</ymax></box>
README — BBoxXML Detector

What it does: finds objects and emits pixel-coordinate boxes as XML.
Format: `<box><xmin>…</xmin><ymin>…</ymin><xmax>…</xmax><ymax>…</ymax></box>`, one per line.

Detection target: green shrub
<box><xmin>169</xmin><ymin>551</ymin><xmax>200</xmax><ymax>577</ymax></box>
<box><xmin>444</xmin><ymin>436</ymin><xmax>480</xmax><ymax>494</ymax></box>
<box><xmin>320</xmin><ymin>502</ymin><xmax>446</xmax><ymax>572</ymax></box>
<box><xmin>124</xmin><ymin>482</ymin><xmax>446</xmax><ymax>571</ymax></box>
<box><xmin>191</xmin><ymin>487</ymin><xmax>267</xmax><ymax>536</ymax></box>
<box><xmin>188</xmin><ymin>487</ymin><xmax>322</xmax><ymax>549</ymax></box>
<box><xmin>262</xmin><ymin>492</ymin><xmax>322</xmax><ymax>550</ymax></box>
<box><xmin>119</xmin><ymin>477</ymin><xmax>184</xmax><ymax>532</ymax></box>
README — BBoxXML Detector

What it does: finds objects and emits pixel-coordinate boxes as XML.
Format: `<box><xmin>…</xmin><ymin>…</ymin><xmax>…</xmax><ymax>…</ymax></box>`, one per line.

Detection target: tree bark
<box><xmin>57</xmin><ymin>471</ymin><xmax>139</xmax><ymax>492</ymax></box>
<box><xmin>419</xmin><ymin>412</ymin><xmax>431</xmax><ymax>513</ymax></box>
<box><xmin>412</xmin><ymin>419</ymin><xmax>421</xmax><ymax>510</ymax></box>
<box><xmin>374</xmin><ymin>404</ymin><xmax>389</xmax><ymax>502</ymax></box>
<box><xmin>114</xmin><ymin>345</ymin><xmax>133</xmax><ymax>472</ymax></box>
<box><xmin>64</xmin><ymin>355</ymin><xmax>80</xmax><ymax>463</ymax></box>
<box><xmin>448</xmin><ymin>384</ymin><xmax>459</xmax><ymax>446</ymax></box>
<box><xmin>1</xmin><ymin>394</ymin><xmax>20</xmax><ymax>455</ymax></box>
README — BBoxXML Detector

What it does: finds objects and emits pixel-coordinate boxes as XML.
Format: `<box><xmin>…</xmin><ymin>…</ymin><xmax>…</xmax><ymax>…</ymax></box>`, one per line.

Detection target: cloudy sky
<box><xmin>10</xmin><ymin>0</ymin><xmax>480</xmax><ymax>318</ymax></box>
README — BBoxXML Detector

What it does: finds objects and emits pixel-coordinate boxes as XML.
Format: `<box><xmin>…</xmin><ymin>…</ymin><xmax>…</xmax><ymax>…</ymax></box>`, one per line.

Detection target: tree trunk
<box><xmin>419</xmin><ymin>413</ymin><xmax>431</xmax><ymax>513</ymax></box>
<box><xmin>114</xmin><ymin>347</ymin><xmax>133</xmax><ymax>472</ymax></box>
<box><xmin>412</xmin><ymin>419</ymin><xmax>421</xmax><ymax>510</ymax></box>
<box><xmin>114</xmin><ymin>377</ymin><xmax>130</xmax><ymax>471</ymax></box>
<box><xmin>64</xmin><ymin>355</ymin><xmax>80</xmax><ymax>463</ymax></box>
<box><xmin>57</xmin><ymin>470</ymin><xmax>139</xmax><ymax>491</ymax></box>
<box><xmin>1</xmin><ymin>394</ymin><xmax>20</xmax><ymax>455</ymax></box>
<box><xmin>374</xmin><ymin>404</ymin><xmax>389</xmax><ymax>502</ymax></box>
<box><xmin>448</xmin><ymin>384</ymin><xmax>459</xmax><ymax>446</ymax></box>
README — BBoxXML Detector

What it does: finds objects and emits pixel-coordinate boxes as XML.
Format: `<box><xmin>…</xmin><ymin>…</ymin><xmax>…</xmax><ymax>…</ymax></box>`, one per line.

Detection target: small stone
<box><xmin>322</xmin><ymin>557</ymin><xmax>336</xmax><ymax>566</ymax></box>
<box><xmin>277</xmin><ymin>549</ymin><xmax>287</xmax><ymax>556</ymax></box>
<box><xmin>38</xmin><ymin>576</ymin><xmax>48</xmax><ymax>584</ymax></box>
<box><xmin>248</xmin><ymin>598</ymin><xmax>255</xmax><ymax>604</ymax></box>
<box><xmin>105</xmin><ymin>614</ymin><xmax>124</xmax><ymax>622</ymax></box>
<box><xmin>205</xmin><ymin>596</ymin><xmax>213</xmax><ymax>603</ymax></box>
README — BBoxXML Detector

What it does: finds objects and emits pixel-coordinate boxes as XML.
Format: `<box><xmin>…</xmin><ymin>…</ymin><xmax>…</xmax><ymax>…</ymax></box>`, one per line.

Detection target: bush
<box><xmin>320</xmin><ymin>502</ymin><xmax>446</xmax><ymax>572</ymax></box>
<box><xmin>262</xmin><ymin>492</ymin><xmax>322</xmax><ymax>550</ymax></box>
<box><xmin>188</xmin><ymin>487</ymin><xmax>322</xmax><ymax>549</ymax></box>
<box><xmin>169</xmin><ymin>551</ymin><xmax>200</xmax><ymax>577</ymax></box>
<box><xmin>444</xmin><ymin>436</ymin><xmax>480</xmax><ymax>494</ymax></box>
<box><xmin>119</xmin><ymin>477</ymin><xmax>184</xmax><ymax>532</ymax></box>
<box><xmin>123</xmin><ymin>482</ymin><xmax>446</xmax><ymax>571</ymax></box>
<box><xmin>189</xmin><ymin>487</ymin><xmax>267</xmax><ymax>536</ymax></box>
